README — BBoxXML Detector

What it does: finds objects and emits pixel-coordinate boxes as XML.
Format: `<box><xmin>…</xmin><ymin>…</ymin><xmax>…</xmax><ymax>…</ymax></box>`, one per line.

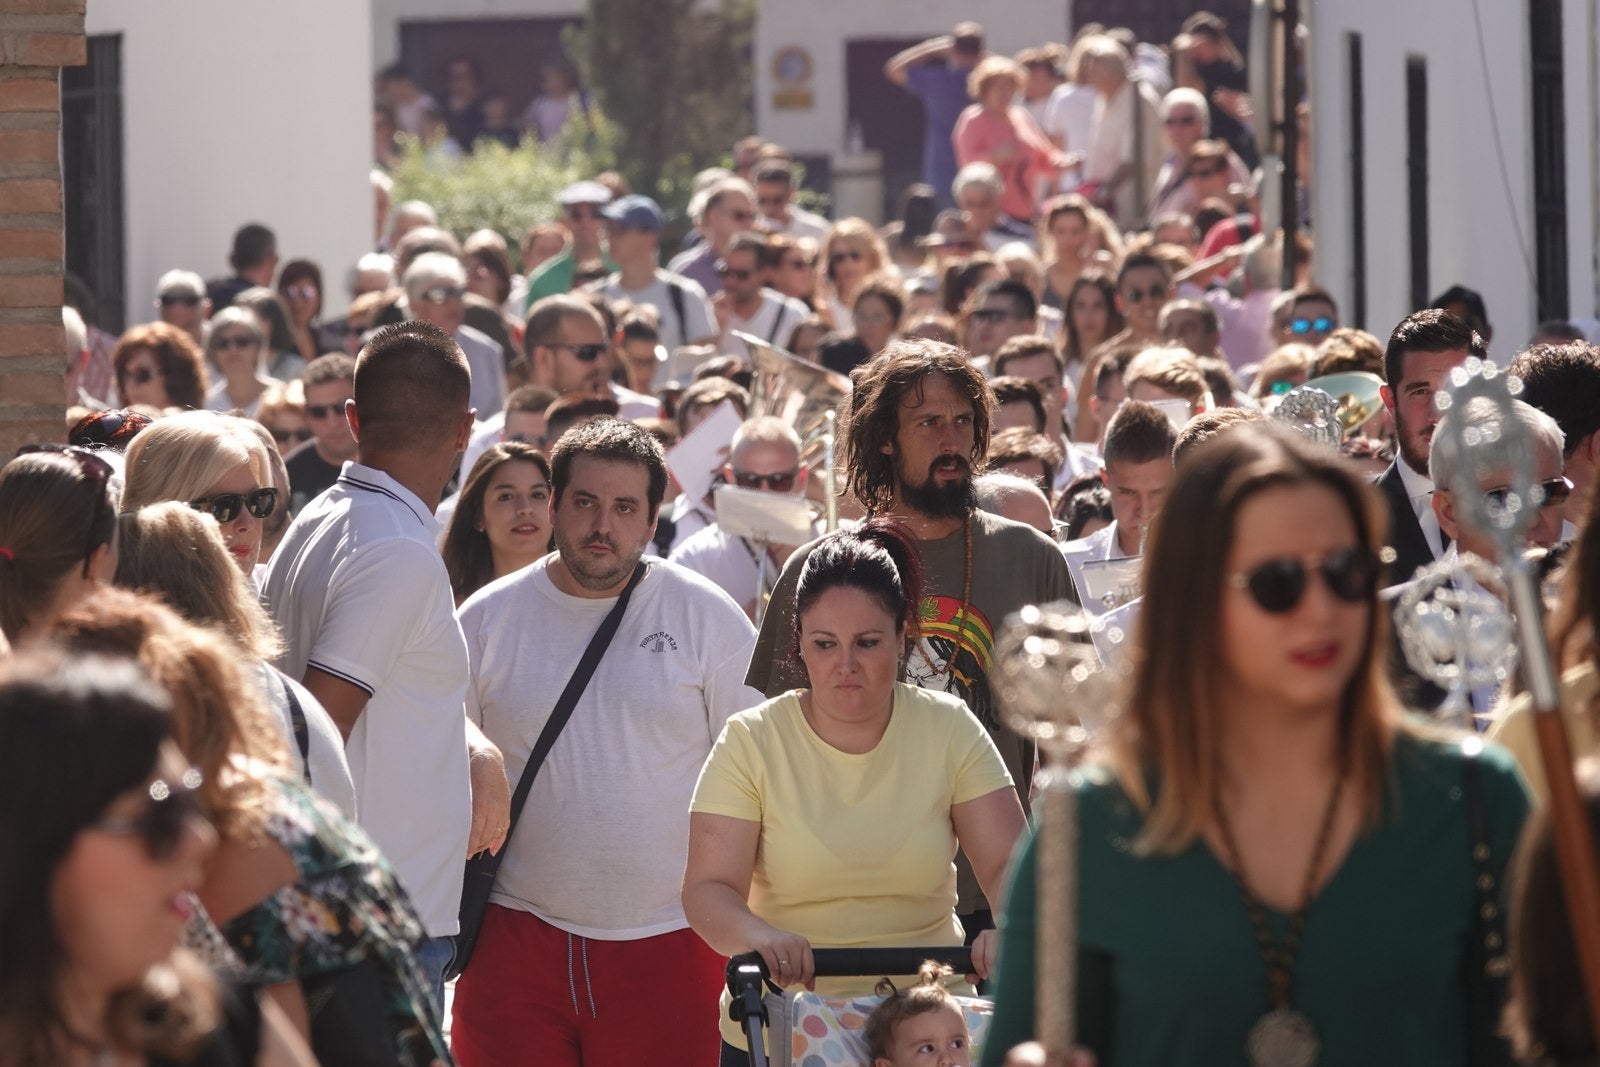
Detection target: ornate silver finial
<box><xmin>1273</xmin><ymin>384</ymin><xmax>1343</xmax><ymax>447</ymax></box>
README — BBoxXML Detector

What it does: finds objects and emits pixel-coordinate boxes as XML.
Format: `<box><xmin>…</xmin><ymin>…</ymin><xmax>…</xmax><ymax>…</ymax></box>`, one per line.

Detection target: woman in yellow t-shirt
<box><xmin>683</xmin><ymin>520</ymin><xmax>1027</xmax><ymax>1062</ymax></box>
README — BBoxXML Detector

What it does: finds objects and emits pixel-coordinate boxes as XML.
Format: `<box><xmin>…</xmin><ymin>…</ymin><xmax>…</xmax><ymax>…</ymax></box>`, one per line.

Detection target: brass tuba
<box><xmin>733</xmin><ymin>330</ymin><xmax>851</xmax><ymax>530</ymax></box>
<box><xmin>1299</xmin><ymin>370</ymin><xmax>1386</xmax><ymax>437</ymax></box>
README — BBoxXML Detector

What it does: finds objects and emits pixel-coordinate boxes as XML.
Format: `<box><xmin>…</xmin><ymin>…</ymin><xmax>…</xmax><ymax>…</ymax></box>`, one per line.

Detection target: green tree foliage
<box><xmin>564</xmin><ymin>0</ymin><xmax>754</xmax><ymax>224</ymax></box>
<box><xmin>388</xmin><ymin>117</ymin><xmax>620</xmax><ymax>262</ymax></box>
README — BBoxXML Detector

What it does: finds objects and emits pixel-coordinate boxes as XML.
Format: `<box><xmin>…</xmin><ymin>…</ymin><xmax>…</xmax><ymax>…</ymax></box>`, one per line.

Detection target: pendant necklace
<box><xmin>1213</xmin><ymin>762</ymin><xmax>1346</xmax><ymax>1067</ymax></box>
<box><xmin>915</xmin><ymin>514</ymin><xmax>972</xmax><ymax>678</ymax></box>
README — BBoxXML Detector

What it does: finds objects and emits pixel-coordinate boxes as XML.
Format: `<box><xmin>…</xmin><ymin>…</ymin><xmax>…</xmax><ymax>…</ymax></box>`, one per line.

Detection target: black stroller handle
<box><xmin>725</xmin><ymin>946</ymin><xmax>976</xmax><ymax>992</ymax></box>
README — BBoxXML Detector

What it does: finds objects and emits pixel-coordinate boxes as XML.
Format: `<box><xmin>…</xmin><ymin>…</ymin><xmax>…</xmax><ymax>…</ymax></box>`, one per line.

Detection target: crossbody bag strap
<box><xmin>500</xmin><ymin>561</ymin><xmax>647</xmax><ymax>844</ymax></box>
<box><xmin>275</xmin><ymin>667</ymin><xmax>312</xmax><ymax>786</ymax></box>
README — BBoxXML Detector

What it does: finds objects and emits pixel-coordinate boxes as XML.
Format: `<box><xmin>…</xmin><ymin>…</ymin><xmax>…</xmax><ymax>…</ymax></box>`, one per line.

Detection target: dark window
<box><xmin>1347</xmin><ymin>32</ymin><xmax>1366</xmax><ymax>328</ymax></box>
<box><xmin>1529</xmin><ymin>0</ymin><xmax>1568</xmax><ymax>320</ymax></box>
<box><xmin>1405</xmin><ymin>55</ymin><xmax>1428</xmax><ymax>311</ymax></box>
<box><xmin>61</xmin><ymin>34</ymin><xmax>125</xmax><ymax>334</ymax></box>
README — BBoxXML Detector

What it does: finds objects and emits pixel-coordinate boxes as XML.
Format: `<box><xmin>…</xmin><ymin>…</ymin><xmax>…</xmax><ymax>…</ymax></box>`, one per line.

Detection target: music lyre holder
<box><xmin>993</xmin><ymin>604</ymin><xmax>1123</xmax><ymax>1059</ymax></box>
<box><xmin>714</xmin><ymin>483</ymin><xmax>814</xmax><ymax>627</ymax></box>
<box><xmin>1436</xmin><ymin>358</ymin><xmax>1600</xmax><ymax>1047</ymax></box>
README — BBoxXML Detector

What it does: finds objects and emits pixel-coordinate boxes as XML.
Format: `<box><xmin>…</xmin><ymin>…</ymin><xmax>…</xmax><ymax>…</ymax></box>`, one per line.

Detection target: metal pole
<box><xmin>1035</xmin><ymin>767</ymin><xmax>1077</xmax><ymax>1056</ymax></box>
<box><xmin>1280</xmin><ymin>0</ymin><xmax>1300</xmax><ymax>289</ymax></box>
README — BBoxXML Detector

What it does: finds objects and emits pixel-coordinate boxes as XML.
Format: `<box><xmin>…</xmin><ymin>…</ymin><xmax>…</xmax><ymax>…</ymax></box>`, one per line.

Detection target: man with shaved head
<box><xmin>264</xmin><ymin>320</ymin><xmax>511</xmax><ymax>1008</ymax></box>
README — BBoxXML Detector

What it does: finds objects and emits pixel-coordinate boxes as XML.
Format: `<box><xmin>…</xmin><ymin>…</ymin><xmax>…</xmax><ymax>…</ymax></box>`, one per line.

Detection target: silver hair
<box><xmin>1159</xmin><ymin>87</ymin><xmax>1211</xmax><ymax>134</ymax></box>
<box><xmin>1430</xmin><ymin>396</ymin><xmax>1566</xmax><ymax>492</ymax></box>
<box><xmin>403</xmin><ymin>250</ymin><xmax>466</xmax><ymax>299</ymax></box>
<box><xmin>953</xmin><ymin>161</ymin><xmax>1003</xmax><ymax>199</ymax></box>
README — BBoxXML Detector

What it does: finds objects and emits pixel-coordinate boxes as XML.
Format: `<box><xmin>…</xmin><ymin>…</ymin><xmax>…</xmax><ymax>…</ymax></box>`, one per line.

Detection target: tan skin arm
<box><xmin>682</xmin><ymin>811</ymin><xmax>817</xmax><ymax>990</ymax></box>
<box><xmin>256</xmin><ymin>994</ymin><xmax>319</xmax><ymax>1067</ymax></box>
<box><xmin>951</xmin><ymin>785</ymin><xmax>1028</xmax><ymax>980</ymax></box>
<box><xmin>301</xmin><ymin>667</ymin><xmax>509</xmax><ymax>856</ymax></box>
<box><xmin>885</xmin><ymin>35</ymin><xmax>954</xmax><ymax>87</ymax></box>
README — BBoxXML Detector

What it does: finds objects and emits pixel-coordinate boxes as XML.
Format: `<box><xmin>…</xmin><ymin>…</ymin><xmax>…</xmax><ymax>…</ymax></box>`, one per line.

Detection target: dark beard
<box><xmin>898</xmin><ymin>460</ymin><xmax>976</xmax><ymax>519</ymax></box>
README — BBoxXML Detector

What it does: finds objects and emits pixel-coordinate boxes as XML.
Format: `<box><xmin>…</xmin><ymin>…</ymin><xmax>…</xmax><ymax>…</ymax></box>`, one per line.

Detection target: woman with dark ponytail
<box><xmin>683</xmin><ymin>518</ymin><xmax>1027</xmax><ymax>1066</ymax></box>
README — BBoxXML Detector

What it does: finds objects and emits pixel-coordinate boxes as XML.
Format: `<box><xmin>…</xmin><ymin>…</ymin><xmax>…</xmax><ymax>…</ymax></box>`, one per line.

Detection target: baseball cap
<box><xmin>558</xmin><ymin>180</ymin><xmax>613</xmax><ymax>207</ymax></box>
<box><xmin>156</xmin><ymin>269</ymin><xmax>205</xmax><ymax>299</ymax></box>
<box><xmin>602</xmin><ymin>195</ymin><xmax>665</xmax><ymax>233</ymax></box>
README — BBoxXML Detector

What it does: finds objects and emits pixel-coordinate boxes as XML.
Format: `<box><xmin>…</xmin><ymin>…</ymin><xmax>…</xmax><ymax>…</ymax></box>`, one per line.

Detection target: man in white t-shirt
<box><xmin>670</xmin><ymin>416</ymin><xmax>815</xmax><ymax>619</ymax></box>
<box><xmin>715</xmin><ymin>232</ymin><xmax>811</xmax><ymax>356</ymax></box>
<box><xmin>591</xmin><ymin>194</ymin><xmax>718</xmax><ymax>354</ymax></box>
<box><xmin>451</xmin><ymin>417</ymin><xmax>760</xmax><ymax>1066</ymax></box>
<box><xmin>262</xmin><ymin>321</ymin><xmax>511</xmax><ymax>1006</ymax></box>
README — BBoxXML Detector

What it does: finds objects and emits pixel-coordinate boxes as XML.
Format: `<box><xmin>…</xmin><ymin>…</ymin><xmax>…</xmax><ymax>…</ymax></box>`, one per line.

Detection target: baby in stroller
<box><xmin>865</xmin><ymin>961</ymin><xmax>973</xmax><ymax>1067</ymax></box>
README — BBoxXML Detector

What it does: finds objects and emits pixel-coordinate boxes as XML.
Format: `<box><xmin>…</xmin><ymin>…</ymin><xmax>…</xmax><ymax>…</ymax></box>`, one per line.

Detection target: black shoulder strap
<box><xmin>765</xmin><ymin>299</ymin><xmax>790</xmax><ymax>345</ymax></box>
<box><xmin>275</xmin><ymin>668</ymin><xmax>312</xmax><ymax>786</ymax></box>
<box><xmin>666</xmin><ymin>279</ymin><xmax>689</xmax><ymax>342</ymax></box>
<box><xmin>500</xmin><ymin>562</ymin><xmax>647</xmax><ymax>842</ymax></box>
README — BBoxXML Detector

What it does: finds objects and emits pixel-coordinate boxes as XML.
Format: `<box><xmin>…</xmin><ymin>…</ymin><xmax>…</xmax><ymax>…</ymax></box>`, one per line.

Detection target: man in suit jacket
<box><xmin>1375</xmin><ymin>309</ymin><xmax>1485</xmax><ymax>585</ymax></box>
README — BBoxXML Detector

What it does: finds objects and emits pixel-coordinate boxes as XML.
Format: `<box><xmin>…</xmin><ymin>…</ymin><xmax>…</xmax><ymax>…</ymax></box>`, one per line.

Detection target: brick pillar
<box><xmin>0</xmin><ymin>0</ymin><xmax>85</xmax><ymax>455</ymax></box>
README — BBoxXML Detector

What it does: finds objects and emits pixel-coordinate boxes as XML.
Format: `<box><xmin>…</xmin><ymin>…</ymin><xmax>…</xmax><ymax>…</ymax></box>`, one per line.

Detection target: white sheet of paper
<box><xmin>666</xmin><ymin>400</ymin><xmax>743</xmax><ymax>506</ymax></box>
<box><xmin>713</xmin><ymin>484</ymin><xmax>815</xmax><ymax>545</ymax></box>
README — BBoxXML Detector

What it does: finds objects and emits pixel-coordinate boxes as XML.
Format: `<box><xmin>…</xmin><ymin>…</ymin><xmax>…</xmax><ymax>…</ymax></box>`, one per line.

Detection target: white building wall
<box><xmin>755</xmin><ymin>2</ymin><xmax>1068</xmax><ymax>155</ymax></box>
<box><xmin>1308</xmin><ymin>0</ymin><xmax>1596</xmax><ymax>355</ymax></box>
<box><xmin>86</xmin><ymin>1</ymin><xmax>373</xmax><ymax>321</ymax></box>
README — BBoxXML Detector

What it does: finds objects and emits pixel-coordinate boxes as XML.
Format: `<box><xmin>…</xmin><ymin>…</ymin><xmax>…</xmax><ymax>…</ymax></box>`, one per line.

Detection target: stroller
<box><xmin>725</xmin><ymin>947</ymin><xmax>995</xmax><ymax>1067</ymax></box>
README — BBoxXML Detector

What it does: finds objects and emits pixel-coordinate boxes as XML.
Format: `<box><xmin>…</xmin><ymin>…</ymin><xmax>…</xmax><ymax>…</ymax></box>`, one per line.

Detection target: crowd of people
<box><xmin>11</xmin><ymin>9</ymin><xmax>1600</xmax><ymax>1067</ymax></box>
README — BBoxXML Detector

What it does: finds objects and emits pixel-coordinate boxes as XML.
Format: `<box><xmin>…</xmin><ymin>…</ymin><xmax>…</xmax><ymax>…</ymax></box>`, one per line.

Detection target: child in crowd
<box><xmin>865</xmin><ymin>961</ymin><xmax>973</xmax><ymax>1067</ymax></box>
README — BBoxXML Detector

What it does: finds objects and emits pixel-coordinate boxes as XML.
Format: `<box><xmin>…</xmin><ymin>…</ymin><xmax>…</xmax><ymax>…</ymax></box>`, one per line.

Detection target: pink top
<box><xmin>953</xmin><ymin>104</ymin><xmax>1058</xmax><ymax>222</ymax></box>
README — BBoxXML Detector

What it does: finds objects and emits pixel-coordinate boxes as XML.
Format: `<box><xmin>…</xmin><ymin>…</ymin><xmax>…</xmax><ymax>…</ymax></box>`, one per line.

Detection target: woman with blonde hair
<box><xmin>115</xmin><ymin>501</ymin><xmax>355</xmax><ymax>819</ymax></box>
<box><xmin>953</xmin><ymin>56</ymin><xmax>1065</xmax><ymax>227</ymax></box>
<box><xmin>254</xmin><ymin>378</ymin><xmax>311</xmax><ymax>456</ymax></box>
<box><xmin>983</xmin><ymin>422</ymin><xmax>1530</xmax><ymax>1066</ymax></box>
<box><xmin>0</xmin><ymin>445</ymin><xmax>118</xmax><ymax>645</ymax></box>
<box><xmin>817</xmin><ymin>217</ymin><xmax>890</xmax><ymax>330</ymax></box>
<box><xmin>122</xmin><ymin>411</ymin><xmax>280</xmax><ymax>580</ymax></box>
<box><xmin>53</xmin><ymin>589</ymin><xmax>451</xmax><ymax>1067</ymax></box>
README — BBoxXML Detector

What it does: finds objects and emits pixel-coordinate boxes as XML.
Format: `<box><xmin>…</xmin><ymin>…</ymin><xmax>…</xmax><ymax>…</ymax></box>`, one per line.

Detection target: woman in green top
<box><xmin>983</xmin><ymin>422</ymin><xmax>1531</xmax><ymax>1067</ymax></box>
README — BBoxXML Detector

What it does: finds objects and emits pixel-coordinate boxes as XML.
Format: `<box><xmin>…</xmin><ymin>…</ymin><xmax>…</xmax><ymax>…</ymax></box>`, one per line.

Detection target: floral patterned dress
<box><xmin>218</xmin><ymin>774</ymin><xmax>453</xmax><ymax>1066</ymax></box>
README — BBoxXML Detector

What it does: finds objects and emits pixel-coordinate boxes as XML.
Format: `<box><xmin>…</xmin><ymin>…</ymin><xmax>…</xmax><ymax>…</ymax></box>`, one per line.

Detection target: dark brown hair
<box><xmin>842</xmin><ymin>339</ymin><xmax>993</xmax><ymax>512</ymax></box>
<box><xmin>863</xmin><ymin>959</ymin><xmax>963</xmax><ymax>1062</ymax></box>
<box><xmin>112</xmin><ymin>323</ymin><xmax>208</xmax><ymax>410</ymax></box>
<box><xmin>442</xmin><ymin>441</ymin><xmax>553</xmax><ymax>602</ymax></box>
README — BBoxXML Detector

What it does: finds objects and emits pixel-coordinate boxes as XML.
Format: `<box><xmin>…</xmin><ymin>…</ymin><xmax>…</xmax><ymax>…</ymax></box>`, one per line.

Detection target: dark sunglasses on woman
<box><xmin>93</xmin><ymin>768</ymin><xmax>205</xmax><ymax>862</ymax></box>
<box><xmin>189</xmin><ymin>487</ymin><xmax>279</xmax><ymax>524</ymax></box>
<box><xmin>1227</xmin><ymin>547</ymin><xmax>1380</xmax><ymax>614</ymax></box>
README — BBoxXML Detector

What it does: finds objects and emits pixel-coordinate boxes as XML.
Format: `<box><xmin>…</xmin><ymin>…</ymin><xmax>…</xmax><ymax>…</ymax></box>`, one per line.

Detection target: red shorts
<box><xmin>451</xmin><ymin>904</ymin><xmax>725</xmax><ymax>1067</ymax></box>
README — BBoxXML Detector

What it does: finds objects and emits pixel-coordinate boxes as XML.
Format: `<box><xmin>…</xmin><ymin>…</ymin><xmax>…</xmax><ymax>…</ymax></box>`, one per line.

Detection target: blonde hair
<box><xmin>121</xmin><ymin>411</ymin><xmax>272</xmax><ymax>512</ymax></box>
<box><xmin>51</xmin><ymin>588</ymin><xmax>288</xmax><ymax>844</ymax></box>
<box><xmin>968</xmin><ymin>55</ymin><xmax>1024</xmax><ymax>100</ymax></box>
<box><xmin>114</xmin><ymin>502</ymin><xmax>284</xmax><ymax>663</ymax></box>
<box><xmin>1250</xmin><ymin>343</ymin><xmax>1316</xmax><ymax>401</ymax></box>
<box><xmin>1124</xmin><ymin>346</ymin><xmax>1208</xmax><ymax>404</ymax></box>
<box><xmin>255</xmin><ymin>377</ymin><xmax>305</xmax><ymax>425</ymax></box>
<box><xmin>819</xmin><ymin>218</ymin><xmax>890</xmax><ymax>295</ymax></box>
<box><xmin>865</xmin><ymin>960</ymin><xmax>965</xmax><ymax>1062</ymax></box>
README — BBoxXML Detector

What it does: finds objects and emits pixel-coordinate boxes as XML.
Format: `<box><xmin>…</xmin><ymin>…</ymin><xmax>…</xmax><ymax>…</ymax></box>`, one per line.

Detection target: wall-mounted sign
<box><xmin>771</xmin><ymin>45</ymin><xmax>814</xmax><ymax>110</ymax></box>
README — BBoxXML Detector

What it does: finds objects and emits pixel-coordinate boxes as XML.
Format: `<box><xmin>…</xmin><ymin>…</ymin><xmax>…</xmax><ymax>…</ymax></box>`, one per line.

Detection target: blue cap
<box><xmin>601</xmin><ymin>194</ymin><xmax>664</xmax><ymax>233</ymax></box>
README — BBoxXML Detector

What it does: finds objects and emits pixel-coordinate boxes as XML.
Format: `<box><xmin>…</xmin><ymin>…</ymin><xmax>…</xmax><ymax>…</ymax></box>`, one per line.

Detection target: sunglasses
<box><xmin>159</xmin><ymin>294</ymin><xmax>202</xmax><ymax>307</ymax></box>
<box><xmin>1122</xmin><ymin>285</ymin><xmax>1168</xmax><ymax>304</ymax></box>
<box><xmin>830</xmin><ymin>249</ymin><xmax>864</xmax><ymax>266</ymax></box>
<box><xmin>92</xmin><ymin>768</ymin><xmax>205</xmax><ymax>862</ymax></box>
<box><xmin>1189</xmin><ymin>166</ymin><xmax>1225</xmax><ymax>178</ymax></box>
<box><xmin>1165</xmin><ymin>114</ymin><xmax>1201</xmax><ymax>126</ymax></box>
<box><xmin>786</xmin><ymin>257</ymin><xmax>813</xmax><ymax>270</ymax></box>
<box><xmin>550</xmin><ymin>342</ymin><xmax>608</xmax><ymax>363</ymax></box>
<box><xmin>758</xmin><ymin>195</ymin><xmax>788</xmax><ymax>210</ymax></box>
<box><xmin>566</xmin><ymin>205</ymin><xmax>602</xmax><ymax>221</ymax></box>
<box><xmin>420</xmin><ymin>285</ymin><xmax>464</xmax><ymax>305</ymax></box>
<box><xmin>304</xmin><ymin>401</ymin><xmax>349</xmax><ymax>420</ymax></box>
<box><xmin>16</xmin><ymin>443</ymin><xmax>114</xmax><ymax>576</ymax></box>
<box><xmin>716</xmin><ymin>262</ymin><xmax>754</xmax><ymax>280</ymax></box>
<box><xmin>343</xmin><ymin>320</ymin><xmax>372</xmax><ymax>338</ymax></box>
<box><xmin>189</xmin><ymin>487</ymin><xmax>278</xmax><ymax>524</ymax></box>
<box><xmin>971</xmin><ymin>308</ymin><xmax>1016</xmax><ymax>324</ymax></box>
<box><xmin>1227</xmin><ymin>547</ymin><xmax>1379</xmax><ymax>614</ymax></box>
<box><xmin>214</xmin><ymin>334</ymin><xmax>258</xmax><ymax>351</ymax></box>
<box><xmin>270</xmin><ymin>425</ymin><xmax>313</xmax><ymax>446</ymax></box>
<box><xmin>123</xmin><ymin>365</ymin><xmax>162</xmax><ymax>386</ymax></box>
<box><xmin>1485</xmin><ymin>477</ymin><xmax>1572</xmax><ymax>510</ymax></box>
<box><xmin>1290</xmin><ymin>316</ymin><xmax>1335</xmax><ymax>335</ymax></box>
<box><xmin>69</xmin><ymin>408</ymin><xmax>152</xmax><ymax>450</ymax></box>
<box><xmin>733</xmin><ymin>468</ymin><xmax>799</xmax><ymax>492</ymax></box>
<box><xmin>284</xmin><ymin>284</ymin><xmax>318</xmax><ymax>301</ymax></box>
<box><xmin>724</xmin><ymin>210</ymin><xmax>756</xmax><ymax>224</ymax></box>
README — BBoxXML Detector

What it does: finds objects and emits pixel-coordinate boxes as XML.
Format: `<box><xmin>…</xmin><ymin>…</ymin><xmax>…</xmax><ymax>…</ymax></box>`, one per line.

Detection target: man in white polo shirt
<box><xmin>451</xmin><ymin>417</ymin><xmax>761</xmax><ymax>1067</ymax></box>
<box><xmin>263</xmin><ymin>320</ymin><xmax>511</xmax><ymax>1005</ymax></box>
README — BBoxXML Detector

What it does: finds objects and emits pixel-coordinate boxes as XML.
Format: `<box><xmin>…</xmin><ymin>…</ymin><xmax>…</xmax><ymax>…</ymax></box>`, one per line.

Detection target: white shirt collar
<box><xmin>1396</xmin><ymin>452</ymin><xmax>1435</xmax><ymax>499</ymax></box>
<box><xmin>337</xmin><ymin>461</ymin><xmax>437</xmax><ymax>533</ymax></box>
